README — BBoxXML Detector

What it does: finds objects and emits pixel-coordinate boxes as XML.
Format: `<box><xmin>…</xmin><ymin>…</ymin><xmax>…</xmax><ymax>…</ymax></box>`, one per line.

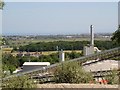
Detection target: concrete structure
<box><xmin>22</xmin><ymin>62</ymin><xmax>50</xmax><ymax>72</ymax></box>
<box><xmin>84</xmin><ymin>25</ymin><xmax>94</xmax><ymax>56</ymax></box>
<box><xmin>59</xmin><ymin>49</ymin><xmax>65</xmax><ymax>62</ymax></box>
<box><xmin>37</xmin><ymin>84</ymin><xmax>118</xmax><ymax>88</ymax></box>
<box><xmin>84</xmin><ymin>45</ymin><xmax>94</xmax><ymax>56</ymax></box>
<box><xmin>90</xmin><ymin>25</ymin><xmax>94</xmax><ymax>46</ymax></box>
<box><xmin>83</xmin><ymin>60</ymin><xmax>119</xmax><ymax>72</ymax></box>
<box><xmin>13</xmin><ymin>69</ymin><xmax>22</xmax><ymax>74</ymax></box>
<box><xmin>94</xmin><ymin>47</ymin><xmax>101</xmax><ymax>53</ymax></box>
<box><xmin>83</xmin><ymin>60</ymin><xmax>119</xmax><ymax>83</ymax></box>
<box><xmin>83</xmin><ymin>25</ymin><xmax>101</xmax><ymax>56</ymax></box>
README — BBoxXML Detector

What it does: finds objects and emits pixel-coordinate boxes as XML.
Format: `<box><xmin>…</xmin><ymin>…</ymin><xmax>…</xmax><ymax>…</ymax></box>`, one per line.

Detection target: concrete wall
<box><xmin>83</xmin><ymin>46</ymin><xmax>94</xmax><ymax>56</ymax></box>
<box><xmin>37</xmin><ymin>84</ymin><xmax>118</xmax><ymax>89</ymax></box>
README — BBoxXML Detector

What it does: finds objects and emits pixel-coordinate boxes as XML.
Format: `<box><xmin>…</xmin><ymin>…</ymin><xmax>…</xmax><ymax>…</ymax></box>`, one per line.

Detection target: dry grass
<box><xmin>2</xmin><ymin>48</ymin><xmax>13</xmax><ymax>51</ymax></box>
<box><xmin>42</xmin><ymin>50</ymin><xmax>82</xmax><ymax>55</ymax></box>
<box><xmin>2</xmin><ymin>48</ymin><xmax>13</xmax><ymax>53</ymax></box>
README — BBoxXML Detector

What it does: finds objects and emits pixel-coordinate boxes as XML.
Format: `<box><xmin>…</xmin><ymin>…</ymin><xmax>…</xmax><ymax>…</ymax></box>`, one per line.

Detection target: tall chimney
<box><xmin>90</xmin><ymin>25</ymin><xmax>94</xmax><ymax>46</ymax></box>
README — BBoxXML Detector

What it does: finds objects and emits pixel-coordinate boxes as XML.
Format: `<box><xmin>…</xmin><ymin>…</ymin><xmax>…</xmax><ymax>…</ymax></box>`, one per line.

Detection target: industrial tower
<box><xmin>83</xmin><ymin>25</ymin><xmax>94</xmax><ymax>56</ymax></box>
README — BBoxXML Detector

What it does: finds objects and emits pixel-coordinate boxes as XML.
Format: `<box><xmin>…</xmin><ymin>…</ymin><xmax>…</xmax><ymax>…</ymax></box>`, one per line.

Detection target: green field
<box><xmin>8</xmin><ymin>37</ymin><xmax>111</xmax><ymax>47</ymax></box>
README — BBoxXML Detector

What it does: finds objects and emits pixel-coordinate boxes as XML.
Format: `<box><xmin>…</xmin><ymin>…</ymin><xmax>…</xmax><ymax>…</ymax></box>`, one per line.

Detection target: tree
<box><xmin>54</xmin><ymin>62</ymin><xmax>93</xmax><ymax>83</ymax></box>
<box><xmin>69</xmin><ymin>51</ymin><xmax>81</xmax><ymax>59</ymax></box>
<box><xmin>2</xmin><ymin>38</ymin><xmax>9</xmax><ymax>45</ymax></box>
<box><xmin>111</xmin><ymin>25</ymin><xmax>120</xmax><ymax>45</ymax></box>
<box><xmin>18</xmin><ymin>41</ymin><xmax>117</xmax><ymax>52</ymax></box>
<box><xmin>0</xmin><ymin>0</ymin><xmax>4</xmax><ymax>9</ymax></box>
<box><xmin>2</xmin><ymin>54</ymin><xmax>20</xmax><ymax>74</ymax></box>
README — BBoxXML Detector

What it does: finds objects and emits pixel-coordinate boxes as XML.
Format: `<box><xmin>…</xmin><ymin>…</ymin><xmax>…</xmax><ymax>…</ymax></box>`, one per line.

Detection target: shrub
<box><xmin>105</xmin><ymin>69</ymin><xmax>119</xmax><ymax>84</ymax></box>
<box><xmin>2</xmin><ymin>75</ymin><xmax>36</xmax><ymax>88</ymax></box>
<box><xmin>54</xmin><ymin>62</ymin><xmax>93</xmax><ymax>83</ymax></box>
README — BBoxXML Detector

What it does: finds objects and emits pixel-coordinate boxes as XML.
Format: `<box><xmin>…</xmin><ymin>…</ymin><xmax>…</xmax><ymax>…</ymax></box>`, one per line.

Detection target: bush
<box><xmin>2</xmin><ymin>75</ymin><xmax>36</xmax><ymax>88</ymax></box>
<box><xmin>54</xmin><ymin>62</ymin><xmax>93</xmax><ymax>83</ymax></box>
<box><xmin>105</xmin><ymin>70</ymin><xmax>119</xmax><ymax>84</ymax></box>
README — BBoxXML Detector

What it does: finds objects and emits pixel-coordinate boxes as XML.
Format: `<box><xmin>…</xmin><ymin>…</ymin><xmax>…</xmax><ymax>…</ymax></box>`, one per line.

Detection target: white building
<box><xmin>22</xmin><ymin>62</ymin><xmax>50</xmax><ymax>72</ymax></box>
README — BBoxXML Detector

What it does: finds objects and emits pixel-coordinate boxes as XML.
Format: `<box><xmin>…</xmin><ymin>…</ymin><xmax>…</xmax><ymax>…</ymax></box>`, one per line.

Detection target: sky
<box><xmin>118</xmin><ymin>2</ymin><xmax>120</xmax><ymax>25</ymax></box>
<box><xmin>2</xmin><ymin>2</ymin><xmax>118</xmax><ymax>35</ymax></box>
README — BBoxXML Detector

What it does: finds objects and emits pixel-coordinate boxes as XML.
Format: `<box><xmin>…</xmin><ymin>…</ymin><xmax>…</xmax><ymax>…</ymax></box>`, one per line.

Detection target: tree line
<box><xmin>18</xmin><ymin>40</ymin><xmax>119</xmax><ymax>52</ymax></box>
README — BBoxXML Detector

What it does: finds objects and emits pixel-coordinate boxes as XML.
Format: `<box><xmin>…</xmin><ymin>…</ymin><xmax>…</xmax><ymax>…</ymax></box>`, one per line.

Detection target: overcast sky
<box><xmin>2</xmin><ymin>2</ymin><xmax>118</xmax><ymax>35</ymax></box>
